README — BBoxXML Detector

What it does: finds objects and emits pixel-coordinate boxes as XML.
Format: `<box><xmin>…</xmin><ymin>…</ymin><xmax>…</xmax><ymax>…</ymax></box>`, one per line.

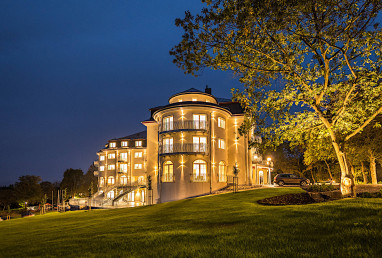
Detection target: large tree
<box><xmin>14</xmin><ymin>175</ymin><xmax>43</xmax><ymax>205</ymax></box>
<box><xmin>171</xmin><ymin>0</ymin><xmax>382</xmax><ymax>195</ymax></box>
<box><xmin>60</xmin><ymin>168</ymin><xmax>84</xmax><ymax>197</ymax></box>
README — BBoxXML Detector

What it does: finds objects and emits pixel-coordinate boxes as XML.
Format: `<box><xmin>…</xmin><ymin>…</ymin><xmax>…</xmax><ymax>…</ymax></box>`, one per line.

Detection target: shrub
<box><xmin>306</xmin><ymin>184</ymin><xmax>336</xmax><ymax>192</ymax></box>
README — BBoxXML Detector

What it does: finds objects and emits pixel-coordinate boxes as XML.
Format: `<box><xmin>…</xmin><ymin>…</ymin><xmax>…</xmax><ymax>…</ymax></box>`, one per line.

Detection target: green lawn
<box><xmin>1</xmin><ymin>187</ymin><xmax>382</xmax><ymax>257</ymax></box>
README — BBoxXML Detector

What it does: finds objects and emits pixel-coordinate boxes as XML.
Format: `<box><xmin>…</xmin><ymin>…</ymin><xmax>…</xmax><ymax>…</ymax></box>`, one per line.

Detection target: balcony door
<box><xmin>193</xmin><ymin>136</ymin><xmax>207</xmax><ymax>152</ymax></box>
<box><xmin>163</xmin><ymin>116</ymin><xmax>173</xmax><ymax>131</ymax></box>
<box><xmin>193</xmin><ymin>114</ymin><xmax>207</xmax><ymax>129</ymax></box>
<box><xmin>163</xmin><ymin>137</ymin><xmax>173</xmax><ymax>153</ymax></box>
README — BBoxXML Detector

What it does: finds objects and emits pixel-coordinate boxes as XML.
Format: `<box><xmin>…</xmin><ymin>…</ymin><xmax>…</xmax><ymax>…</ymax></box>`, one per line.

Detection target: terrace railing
<box><xmin>159</xmin><ymin>120</ymin><xmax>208</xmax><ymax>133</ymax></box>
<box><xmin>159</xmin><ymin>143</ymin><xmax>208</xmax><ymax>155</ymax></box>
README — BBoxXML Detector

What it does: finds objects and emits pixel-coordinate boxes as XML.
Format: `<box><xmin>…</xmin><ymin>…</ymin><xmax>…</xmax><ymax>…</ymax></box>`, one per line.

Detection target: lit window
<box><xmin>193</xmin><ymin>136</ymin><xmax>207</xmax><ymax>152</ymax></box>
<box><xmin>99</xmin><ymin>155</ymin><xmax>105</xmax><ymax>161</ymax></box>
<box><xmin>192</xmin><ymin>98</ymin><xmax>197</xmax><ymax>101</ymax></box>
<box><xmin>120</xmin><ymin>152</ymin><xmax>128</xmax><ymax>161</ymax></box>
<box><xmin>99</xmin><ymin>166</ymin><xmax>105</xmax><ymax>171</ymax></box>
<box><xmin>108</xmin><ymin>153</ymin><xmax>115</xmax><ymax>159</ymax></box>
<box><xmin>135</xmin><ymin>152</ymin><xmax>143</xmax><ymax>158</ymax></box>
<box><xmin>218</xmin><ymin>117</ymin><xmax>226</xmax><ymax>129</ymax></box>
<box><xmin>107</xmin><ymin>190</ymin><xmax>114</xmax><ymax>199</ymax></box>
<box><xmin>193</xmin><ymin>160</ymin><xmax>207</xmax><ymax>182</ymax></box>
<box><xmin>163</xmin><ymin>116</ymin><xmax>174</xmax><ymax>131</ymax></box>
<box><xmin>219</xmin><ymin>161</ymin><xmax>226</xmax><ymax>182</ymax></box>
<box><xmin>121</xmin><ymin>141</ymin><xmax>128</xmax><ymax>147</ymax></box>
<box><xmin>218</xmin><ymin>139</ymin><xmax>225</xmax><ymax>149</ymax></box>
<box><xmin>107</xmin><ymin>176</ymin><xmax>115</xmax><ymax>185</ymax></box>
<box><xmin>163</xmin><ymin>161</ymin><xmax>174</xmax><ymax>182</ymax></box>
<box><xmin>99</xmin><ymin>177</ymin><xmax>104</xmax><ymax>187</ymax></box>
<box><xmin>120</xmin><ymin>164</ymin><xmax>128</xmax><ymax>173</ymax></box>
<box><xmin>108</xmin><ymin>164</ymin><xmax>115</xmax><ymax>170</ymax></box>
<box><xmin>193</xmin><ymin>114</ymin><xmax>207</xmax><ymax>129</ymax></box>
<box><xmin>163</xmin><ymin>138</ymin><xmax>173</xmax><ymax>153</ymax></box>
<box><xmin>109</xmin><ymin>142</ymin><xmax>116</xmax><ymax>148</ymax></box>
<box><xmin>134</xmin><ymin>164</ymin><xmax>142</xmax><ymax>169</ymax></box>
<box><xmin>120</xmin><ymin>175</ymin><xmax>128</xmax><ymax>185</ymax></box>
<box><xmin>135</xmin><ymin>141</ymin><xmax>142</xmax><ymax>147</ymax></box>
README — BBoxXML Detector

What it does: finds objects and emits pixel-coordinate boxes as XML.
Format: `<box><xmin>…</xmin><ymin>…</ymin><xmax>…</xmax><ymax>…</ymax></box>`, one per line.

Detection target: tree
<box><xmin>171</xmin><ymin>0</ymin><xmax>382</xmax><ymax>195</ymax></box>
<box><xmin>60</xmin><ymin>168</ymin><xmax>84</xmax><ymax>197</ymax></box>
<box><xmin>82</xmin><ymin>164</ymin><xmax>98</xmax><ymax>194</ymax></box>
<box><xmin>0</xmin><ymin>186</ymin><xmax>16</xmax><ymax>210</ymax></box>
<box><xmin>14</xmin><ymin>175</ymin><xmax>43</xmax><ymax>205</ymax></box>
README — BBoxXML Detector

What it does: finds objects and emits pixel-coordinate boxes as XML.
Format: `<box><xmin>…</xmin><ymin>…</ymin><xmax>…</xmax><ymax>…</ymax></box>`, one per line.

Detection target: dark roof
<box><xmin>219</xmin><ymin>102</ymin><xmax>244</xmax><ymax>114</ymax></box>
<box><xmin>180</xmin><ymin>88</ymin><xmax>204</xmax><ymax>93</ymax></box>
<box><xmin>216</xmin><ymin>97</ymin><xmax>232</xmax><ymax>103</ymax></box>
<box><xmin>113</xmin><ymin>130</ymin><xmax>147</xmax><ymax>140</ymax></box>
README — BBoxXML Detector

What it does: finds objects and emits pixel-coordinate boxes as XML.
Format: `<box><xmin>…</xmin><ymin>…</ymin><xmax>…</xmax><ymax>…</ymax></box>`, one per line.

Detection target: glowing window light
<box><xmin>109</xmin><ymin>142</ymin><xmax>116</xmax><ymax>148</ymax></box>
<box><xmin>99</xmin><ymin>155</ymin><xmax>105</xmax><ymax>161</ymax></box>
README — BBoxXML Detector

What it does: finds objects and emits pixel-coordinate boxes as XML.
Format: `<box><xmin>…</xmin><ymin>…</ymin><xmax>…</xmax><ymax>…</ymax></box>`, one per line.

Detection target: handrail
<box><xmin>159</xmin><ymin>143</ymin><xmax>208</xmax><ymax>154</ymax></box>
<box><xmin>159</xmin><ymin>120</ymin><xmax>208</xmax><ymax>132</ymax></box>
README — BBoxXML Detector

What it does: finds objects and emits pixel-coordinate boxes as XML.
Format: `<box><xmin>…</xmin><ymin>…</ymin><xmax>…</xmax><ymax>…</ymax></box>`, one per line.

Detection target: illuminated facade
<box><xmin>94</xmin><ymin>87</ymin><xmax>272</xmax><ymax>206</ymax></box>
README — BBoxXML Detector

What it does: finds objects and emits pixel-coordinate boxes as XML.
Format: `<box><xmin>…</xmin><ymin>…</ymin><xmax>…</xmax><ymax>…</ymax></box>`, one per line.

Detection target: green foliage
<box><xmin>306</xmin><ymin>184</ymin><xmax>336</xmax><ymax>192</ymax></box>
<box><xmin>171</xmin><ymin>0</ymin><xmax>382</xmax><ymax>182</ymax></box>
<box><xmin>60</xmin><ymin>168</ymin><xmax>84</xmax><ymax>197</ymax></box>
<box><xmin>14</xmin><ymin>175</ymin><xmax>43</xmax><ymax>204</ymax></box>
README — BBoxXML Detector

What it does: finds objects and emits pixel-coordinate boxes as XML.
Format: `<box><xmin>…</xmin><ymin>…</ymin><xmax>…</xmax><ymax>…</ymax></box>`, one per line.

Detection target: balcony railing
<box><xmin>160</xmin><ymin>120</ymin><xmax>208</xmax><ymax>133</ymax></box>
<box><xmin>159</xmin><ymin>143</ymin><xmax>208</xmax><ymax>155</ymax></box>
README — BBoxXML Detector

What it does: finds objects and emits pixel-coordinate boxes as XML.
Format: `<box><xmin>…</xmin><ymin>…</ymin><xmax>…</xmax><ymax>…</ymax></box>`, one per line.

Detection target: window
<box><xmin>134</xmin><ymin>164</ymin><xmax>143</xmax><ymax>169</ymax></box>
<box><xmin>99</xmin><ymin>155</ymin><xmax>105</xmax><ymax>161</ymax></box>
<box><xmin>135</xmin><ymin>152</ymin><xmax>143</xmax><ymax>158</ymax></box>
<box><xmin>138</xmin><ymin>176</ymin><xmax>145</xmax><ymax>184</ymax></box>
<box><xmin>107</xmin><ymin>176</ymin><xmax>115</xmax><ymax>185</ymax></box>
<box><xmin>193</xmin><ymin>160</ymin><xmax>207</xmax><ymax>182</ymax></box>
<box><xmin>121</xmin><ymin>141</ymin><xmax>128</xmax><ymax>147</ymax></box>
<box><xmin>163</xmin><ymin>137</ymin><xmax>173</xmax><ymax>153</ymax></box>
<box><xmin>120</xmin><ymin>163</ymin><xmax>128</xmax><ymax>173</ymax></box>
<box><xmin>107</xmin><ymin>190</ymin><xmax>114</xmax><ymax>199</ymax></box>
<box><xmin>218</xmin><ymin>139</ymin><xmax>225</xmax><ymax>149</ymax></box>
<box><xmin>218</xmin><ymin>117</ymin><xmax>226</xmax><ymax>129</ymax></box>
<box><xmin>99</xmin><ymin>166</ymin><xmax>105</xmax><ymax>171</ymax></box>
<box><xmin>108</xmin><ymin>164</ymin><xmax>115</xmax><ymax>170</ymax></box>
<box><xmin>219</xmin><ymin>161</ymin><xmax>226</xmax><ymax>182</ymax></box>
<box><xmin>120</xmin><ymin>152</ymin><xmax>128</xmax><ymax>161</ymax></box>
<box><xmin>193</xmin><ymin>114</ymin><xmax>207</xmax><ymax>129</ymax></box>
<box><xmin>163</xmin><ymin>116</ymin><xmax>173</xmax><ymax>131</ymax></box>
<box><xmin>193</xmin><ymin>136</ymin><xmax>207</xmax><ymax>152</ymax></box>
<box><xmin>109</xmin><ymin>142</ymin><xmax>116</xmax><ymax>148</ymax></box>
<box><xmin>163</xmin><ymin>161</ymin><xmax>174</xmax><ymax>182</ymax></box>
<box><xmin>135</xmin><ymin>140</ymin><xmax>142</xmax><ymax>147</ymax></box>
<box><xmin>120</xmin><ymin>175</ymin><xmax>128</xmax><ymax>185</ymax></box>
<box><xmin>99</xmin><ymin>177</ymin><xmax>104</xmax><ymax>187</ymax></box>
<box><xmin>108</xmin><ymin>153</ymin><xmax>115</xmax><ymax>159</ymax></box>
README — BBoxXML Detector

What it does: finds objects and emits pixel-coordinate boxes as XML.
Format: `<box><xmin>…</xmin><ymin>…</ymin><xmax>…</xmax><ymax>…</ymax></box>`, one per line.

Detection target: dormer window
<box><xmin>135</xmin><ymin>140</ymin><xmax>142</xmax><ymax>147</ymax></box>
<box><xmin>121</xmin><ymin>141</ymin><xmax>128</xmax><ymax>147</ymax></box>
<box><xmin>109</xmin><ymin>142</ymin><xmax>116</xmax><ymax>148</ymax></box>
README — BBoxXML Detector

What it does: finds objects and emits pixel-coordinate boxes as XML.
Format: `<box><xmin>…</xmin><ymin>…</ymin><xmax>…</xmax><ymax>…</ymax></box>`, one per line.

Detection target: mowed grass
<box><xmin>1</xmin><ymin>188</ymin><xmax>382</xmax><ymax>257</ymax></box>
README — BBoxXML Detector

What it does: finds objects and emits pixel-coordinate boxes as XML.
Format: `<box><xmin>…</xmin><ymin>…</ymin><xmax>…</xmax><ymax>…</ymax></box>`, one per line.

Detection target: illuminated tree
<box><xmin>171</xmin><ymin>0</ymin><xmax>382</xmax><ymax>195</ymax></box>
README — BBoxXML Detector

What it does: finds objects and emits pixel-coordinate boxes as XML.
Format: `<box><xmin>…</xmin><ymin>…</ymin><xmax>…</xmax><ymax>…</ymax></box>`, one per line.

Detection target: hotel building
<box><xmin>93</xmin><ymin>87</ymin><xmax>272</xmax><ymax>206</ymax></box>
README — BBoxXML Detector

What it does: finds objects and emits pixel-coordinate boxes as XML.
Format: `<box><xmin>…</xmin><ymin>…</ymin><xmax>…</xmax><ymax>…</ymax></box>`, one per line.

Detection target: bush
<box><xmin>357</xmin><ymin>191</ymin><xmax>382</xmax><ymax>198</ymax></box>
<box><xmin>306</xmin><ymin>184</ymin><xmax>336</xmax><ymax>192</ymax></box>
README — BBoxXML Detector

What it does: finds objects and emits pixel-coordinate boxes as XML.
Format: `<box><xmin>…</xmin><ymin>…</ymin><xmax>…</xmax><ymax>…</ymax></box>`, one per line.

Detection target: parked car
<box><xmin>274</xmin><ymin>173</ymin><xmax>310</xmax><ymax>186</ymax></box>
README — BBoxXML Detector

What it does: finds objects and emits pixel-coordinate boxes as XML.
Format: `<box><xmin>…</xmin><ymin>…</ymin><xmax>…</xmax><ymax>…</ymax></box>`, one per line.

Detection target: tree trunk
<box><xmin>324</xmin><ymin>160</ymin><xmax>333</xmax><ymax>180</ymax></box>
<box><xmin>310</xmin><ymin>169</ymin><xmax>316</xmax><ymax>184</ymax></box>
<box><xmin>369</xmin><ymin>151</ymin><xmax>378</xmax><ymax>184</ymax></box>
<box><xmin>331</xmin><ymin>141</ymin><xmax>355</xmax><ymax>196</ymax></box>
<box><xmin>361</xmin><ymin>161</ymin><xmax>368</xmax><ymax>184</ymax></box>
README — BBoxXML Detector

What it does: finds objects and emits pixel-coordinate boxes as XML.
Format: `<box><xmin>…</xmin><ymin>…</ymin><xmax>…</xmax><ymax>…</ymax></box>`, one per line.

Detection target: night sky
<box><xmin>0</xmin><ymin>1</ymin><xmax>242</xmax><ymax>185</ymax></box>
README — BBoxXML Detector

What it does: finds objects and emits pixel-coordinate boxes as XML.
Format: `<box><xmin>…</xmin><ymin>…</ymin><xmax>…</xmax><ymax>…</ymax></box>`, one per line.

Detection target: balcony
<box><xmin>159</xmin><ymin>143</ymin><xmax>208</xmax><ymax>155</ymax></box>
<box><xmin>159</xmin><ymin>120</ymin><xmax>208</xmax><ymax>133</ymax></box>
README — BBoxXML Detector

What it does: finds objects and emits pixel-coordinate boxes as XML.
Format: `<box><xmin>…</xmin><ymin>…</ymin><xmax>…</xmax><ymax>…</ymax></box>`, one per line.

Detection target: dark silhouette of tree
<box><xmin>14</xmin><ymin>175</ymin><xmax>43</xmax><ymax>205</ymax></box>
<box><xmin>60</xmin><ymin>169</ymin><xmax>84</xmax><ymax>197</ymax></box>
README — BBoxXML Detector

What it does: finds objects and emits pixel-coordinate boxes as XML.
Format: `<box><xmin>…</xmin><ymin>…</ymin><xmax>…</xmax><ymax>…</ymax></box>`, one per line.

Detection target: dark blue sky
<box><xmin>0</xmin><ymin>1</ymin><xmax>241</xmax><ymax>185</ymax></box>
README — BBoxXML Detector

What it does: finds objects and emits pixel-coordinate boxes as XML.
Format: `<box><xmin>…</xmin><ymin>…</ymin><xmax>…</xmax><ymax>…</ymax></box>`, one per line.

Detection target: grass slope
<box><xmin>1</xmin><ymin>188</ymin><xmax>382</xmax><ymax>257</ymax></box>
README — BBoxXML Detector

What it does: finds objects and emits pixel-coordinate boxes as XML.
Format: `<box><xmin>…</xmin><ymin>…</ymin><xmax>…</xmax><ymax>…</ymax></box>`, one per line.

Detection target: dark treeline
<box><xmin>0</xmin><ymin>164</ymin><xmax>98</xmax><ymax>210</ymax></box>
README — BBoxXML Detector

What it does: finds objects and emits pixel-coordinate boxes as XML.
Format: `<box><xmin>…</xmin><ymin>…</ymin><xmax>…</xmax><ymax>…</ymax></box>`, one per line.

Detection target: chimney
<box><xmin>205</xmin><ymin>85</ymin><xmax>212</xmax><ymax>95</ymax></box>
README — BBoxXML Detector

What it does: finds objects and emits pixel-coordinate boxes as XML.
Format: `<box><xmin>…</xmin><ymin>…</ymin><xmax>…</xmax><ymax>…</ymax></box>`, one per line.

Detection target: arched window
<box><xmin>193</xmin><ymin>160</ymin><xmax>207</xmax><ymax>182</ymax></box>
<box><xmin>120</xmin><ymin>175</ymin><xmax>128</xmax><ymax>185</ymax></box>
<box><xmin>219</xmin><ymin>161</ymin><xmax>226</xmax><ymax>182</ymax></box>
<box><xmin>163</xmin><ymin>161</ymin><xmax>174</xmax><ymax>182</ymax></box>
<box><xmin>107</xmin><ymin>190</ymin><xmax>115</xmax><ymax>199</ymax></box>
<box><xmin>99</xmin><ymin>177</ymin><xmax>104</xmax><ymax>187</ymax></box>
<box><xmin>108</xmin><ymin>176</ymin><xmax>115</xmax><ymax>185</ymax></box>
